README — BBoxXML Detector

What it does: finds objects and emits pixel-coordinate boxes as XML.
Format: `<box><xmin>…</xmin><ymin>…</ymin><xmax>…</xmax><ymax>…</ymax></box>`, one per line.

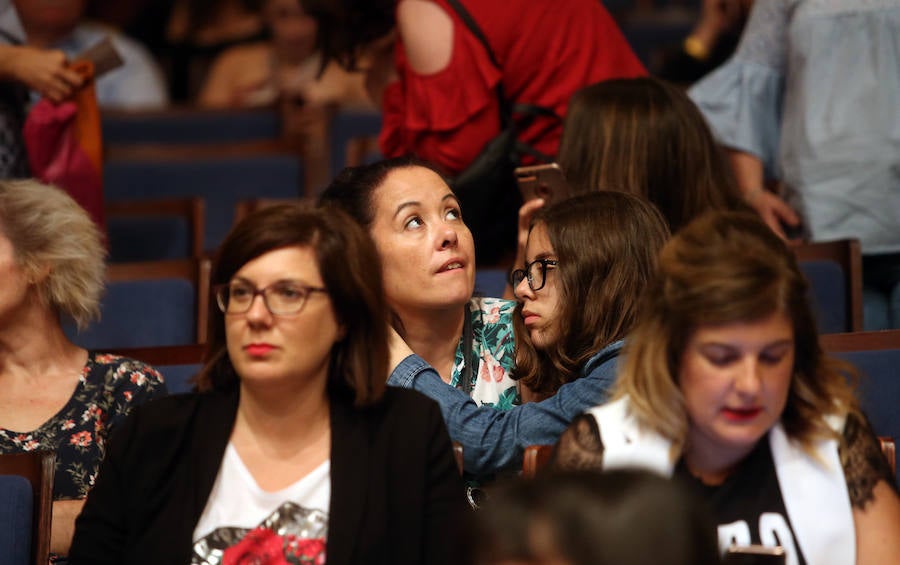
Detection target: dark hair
<box><xmin>317</xmin><ymin>155</ymin><xmax>448</xmax><ymax>229</ymax></box>
<box><xmin>557</xmin><ymin>77</ymin><xmax>746</xmax><ymax>233</ymax></box>
<box><xmin>513</xmin><ymin>192</ymin><xmax>669</xmax><ymax>398</ymax></box>
<box><xmin>469</xmin><ymin>469</ymin><xmax>719</xmax><ymax>565</ymax></box>
<box><xmin>195</xmin><ymin>203</ymin><xmax>388</xmax><ymax>405</ymax></box>
<box><xmin>618</xmin><ymin>210</ymin><xmax>861</xmax><ymax>451</ymax></box>
<box><xmin>300</xmin><ymin>0</ymin><xmax>395</xmax><ymax>71</ymax></box>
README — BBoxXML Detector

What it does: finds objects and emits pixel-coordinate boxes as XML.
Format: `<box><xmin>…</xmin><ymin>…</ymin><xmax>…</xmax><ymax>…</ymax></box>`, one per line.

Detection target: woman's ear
<box><xmin>27</xmin><ymin>263</ymin><xmax>52</xmax><ymax>286</ymax></box>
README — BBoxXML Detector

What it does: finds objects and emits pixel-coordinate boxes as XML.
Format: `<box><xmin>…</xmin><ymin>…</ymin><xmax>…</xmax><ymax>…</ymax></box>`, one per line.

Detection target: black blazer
<box><xmin>69</xmin><ymin>386</ymin><xmax>468</xmax><ymax>564</ymax></box>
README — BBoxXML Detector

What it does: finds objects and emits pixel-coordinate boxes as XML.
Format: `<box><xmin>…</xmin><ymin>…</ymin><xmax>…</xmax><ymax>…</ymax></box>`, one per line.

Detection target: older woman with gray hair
<box><xmin>0</xmin><ymin>179</ymin><xmax>166</xmax><ymax>558</ymax></box>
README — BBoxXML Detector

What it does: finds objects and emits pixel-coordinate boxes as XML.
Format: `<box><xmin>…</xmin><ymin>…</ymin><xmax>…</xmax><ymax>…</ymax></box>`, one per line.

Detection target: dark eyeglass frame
<box><xmin>214</xmin><ymin>282</ymin><xmax>327</xmax><ymax>316</ymax></box>
<box><xmin>509</xmin><ymin>258</ymin><xmax>559</xmax><ymax>295</ymax></box>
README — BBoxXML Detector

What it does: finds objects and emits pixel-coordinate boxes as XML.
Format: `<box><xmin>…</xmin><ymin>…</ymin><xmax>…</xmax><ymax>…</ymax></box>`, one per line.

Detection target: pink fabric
<box><xmin>23</xmin><ymin>98</ymin><xmax>105</xmax><ymax>229</ymax></box>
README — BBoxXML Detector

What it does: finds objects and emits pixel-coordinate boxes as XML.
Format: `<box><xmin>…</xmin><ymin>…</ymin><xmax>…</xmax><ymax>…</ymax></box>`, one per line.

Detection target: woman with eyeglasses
<box><xmin>69</xmin><ymin>204</ymin><xmax>466</xmax><ymax>564</ymax></box>
<box><xmin>388</xmin><ymin>192</ymin><xmax>669</xmax><ymax>475</ymax></box>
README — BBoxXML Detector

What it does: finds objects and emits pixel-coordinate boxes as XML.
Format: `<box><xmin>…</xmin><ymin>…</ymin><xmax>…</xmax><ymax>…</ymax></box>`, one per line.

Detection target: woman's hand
<box><xmin>744</xmin><ymin>187</ymin><xmax>801</xmax><ymax>240</ymax></box>
<box><xmin>387</xmin><ymin>324</ymin><xmax>415</xmax><ymax>376</ymax></box>
<box><xmin>503</xmin><ymin>198</ymin><xmax>545</xmax><ymax>299</ymax></box>
<box><xmin>692</xmin><ymin>0</ymin><xmax>747</xmax><ymax>49</ymax></box>
<box><xmin>0</xmin><ymin>46</ymin><xmax>84</xmax><ymax>103</ymax></box>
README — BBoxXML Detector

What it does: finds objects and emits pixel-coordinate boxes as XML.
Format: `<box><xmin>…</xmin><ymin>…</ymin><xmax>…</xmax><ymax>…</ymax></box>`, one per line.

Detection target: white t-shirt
<box><xmin>191</xmin><ymin>444</ymin><xmax>331</xmax><ymax>564</ymax></box>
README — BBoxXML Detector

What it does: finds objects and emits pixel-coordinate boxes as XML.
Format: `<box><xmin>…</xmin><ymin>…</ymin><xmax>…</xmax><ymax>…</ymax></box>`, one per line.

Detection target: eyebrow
<box><xmin>393</xmin><ymin>193</ymin><xmax>459</xmax><ymax>219</ymax></box>
<box><xmin>525</xmin><ymin>252</ymin><xmax>556</xmax><ymax>263</ymax></box>
<box><xmin>230</xmin><ymin>276</ymin><xmax>309</xmax><ymax>286</ymax></box>
<box><xmin>698</xmin><ymin>339</ymin><xmax>794</xmax><ymax>350</ymax></box>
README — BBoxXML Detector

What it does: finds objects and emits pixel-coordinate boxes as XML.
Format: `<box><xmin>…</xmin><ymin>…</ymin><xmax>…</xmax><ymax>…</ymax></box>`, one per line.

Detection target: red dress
<box><xmin>380</xmin><ymin>0</ymin><xmax>645</xmax><ymax>175</ymax></box>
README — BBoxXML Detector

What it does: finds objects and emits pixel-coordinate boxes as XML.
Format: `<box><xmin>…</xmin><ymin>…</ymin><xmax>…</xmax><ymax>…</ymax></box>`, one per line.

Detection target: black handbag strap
<box><xmin>443</xmin><ymin>0</ymin><xmax>559</xmax><ymax>137</ymax></box>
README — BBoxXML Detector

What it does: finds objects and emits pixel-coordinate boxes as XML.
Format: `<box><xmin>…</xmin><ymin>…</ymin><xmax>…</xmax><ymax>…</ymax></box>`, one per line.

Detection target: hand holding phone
<box><xmin>514</xmin><ymin>163</ymin><xmax>571</xmax><ymax>206</ymax></box>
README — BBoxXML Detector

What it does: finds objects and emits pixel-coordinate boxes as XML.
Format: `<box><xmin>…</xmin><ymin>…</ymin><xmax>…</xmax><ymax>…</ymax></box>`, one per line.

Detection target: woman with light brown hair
<box><xmin>557</xmin><ymin>210</ymin><xmax>900</xmax><ymax>564</ymax></box>
<box><xmin>557</xmin><ymin>77</ymin><xmax>745</xmax><ymax>233</ymax></box>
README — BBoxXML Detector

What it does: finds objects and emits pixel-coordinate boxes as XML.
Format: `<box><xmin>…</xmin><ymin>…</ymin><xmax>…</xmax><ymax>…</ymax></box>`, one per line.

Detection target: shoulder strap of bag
<box><xmin>442</xmin><ymin>0</ymin><xmax>559</xmax><ymax>141</ymax></box>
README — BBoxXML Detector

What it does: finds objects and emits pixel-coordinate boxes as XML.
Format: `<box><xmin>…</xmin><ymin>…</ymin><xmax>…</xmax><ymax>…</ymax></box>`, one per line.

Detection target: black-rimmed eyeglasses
<box><xmin>509</xmin><ymin>258</ymin><xmax>558</xmax><ymax>295</ymax></box>
<box><xmin>214</xmin><ymin>282</ymin><xmax>327</xmax><ymax>316</ymax></box>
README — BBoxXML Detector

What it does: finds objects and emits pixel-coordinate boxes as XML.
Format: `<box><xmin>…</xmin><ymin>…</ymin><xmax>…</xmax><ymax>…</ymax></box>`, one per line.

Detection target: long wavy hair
<box><xmin>513</xmin><ymin>192</ymin><xmax>669</xmax><ymax>399</ymax></box>
<box><xmin>615</xmin><ymin>211</ymin><xmax>861</xmax><ymax>455</ymax></box>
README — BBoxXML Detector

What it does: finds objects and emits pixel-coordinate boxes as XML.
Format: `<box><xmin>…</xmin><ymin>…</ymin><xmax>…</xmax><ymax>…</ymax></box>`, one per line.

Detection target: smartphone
<box><xmin>722</xmin><ymin>545</ymin><xmax>786</xmax><ymax>565</ymax></box>
<box><xmin>514</xmin><ymin>163</ymin><xmax>571</xmax><ymax>205</ymax></box>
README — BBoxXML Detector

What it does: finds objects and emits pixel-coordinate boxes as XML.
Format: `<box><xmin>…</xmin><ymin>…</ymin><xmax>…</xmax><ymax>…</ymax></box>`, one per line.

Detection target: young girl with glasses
<box><xmin>510</xmin><ymin>191</ymin><xmax>669</xmax><ymax>402</ymax></box>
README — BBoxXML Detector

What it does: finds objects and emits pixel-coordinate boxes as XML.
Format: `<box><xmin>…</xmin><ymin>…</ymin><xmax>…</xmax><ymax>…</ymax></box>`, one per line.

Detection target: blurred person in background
<box><xmin>689</xmin><ymin>0</ymin><xmax>900</xmax><ymax>329</ymax></box>
<box><xmin>0</xmin><ymin>0</ymin><xmax>168</xmax><ymax>109</ymax></box>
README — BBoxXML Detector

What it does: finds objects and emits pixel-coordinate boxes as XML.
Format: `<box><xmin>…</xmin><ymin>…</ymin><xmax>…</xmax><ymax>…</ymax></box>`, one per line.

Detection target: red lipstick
<box><xmin>721</xmin><ymin>407</ymin><xmax>762</xmax><ymax>422</ymax></box>
<box><xmin>245</xmin><ymin>344</ymin><xmax>275</xmax><ymax>356</ymax></box>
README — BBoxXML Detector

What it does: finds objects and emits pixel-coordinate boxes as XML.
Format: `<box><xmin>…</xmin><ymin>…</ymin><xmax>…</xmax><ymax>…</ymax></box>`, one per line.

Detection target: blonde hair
<box><xmin>0</xmin><ymin>179</ymin><xmax>105</xmax><ymax>328</ymax></box>
<box><xmin>614</xmin><ymin>211</ymin><xmax>861</xmax><ymax>456</ymax></box>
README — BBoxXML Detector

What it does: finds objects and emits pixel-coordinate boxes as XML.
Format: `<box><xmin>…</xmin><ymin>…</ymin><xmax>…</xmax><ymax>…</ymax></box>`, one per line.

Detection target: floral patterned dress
<box><xmin>449</xmin><ymin>297</ymin><xmax>519</xmax><ymax>410</ymax></box>
<box><xmin>0</xmin><ymin>352</ymin><xmax>167</xmax><ymax>500</ymax></box>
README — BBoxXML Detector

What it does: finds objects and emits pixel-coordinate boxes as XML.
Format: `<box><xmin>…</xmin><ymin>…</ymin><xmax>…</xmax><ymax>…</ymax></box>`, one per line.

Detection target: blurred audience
<box><xmin>0</xmin><ymin>0</ymin><xmax>168</xmax><ymax>110</ymax></box>
<box><xmin>0</xmin><ymin>179</ymin><xmax>166</xmax><ymax>559</ymax></box>
<box><xmin>557</xmin><ymin>210</ymin><xmax>900</xmax><ymax>563</ymax></box>
<box><xmin>469</xmin><ymin>470</ymin><xmax>719</xmax><ymax>565</ymax></box>
<box><xmin>198</xmin><ymin>0</ymin><xmax>368</xmax><ymax>110</ymax></box>
<box><xmin>689</xmin><ymin>1</ymin><xmax>900</xmax><ymax>329</ymax></box>
<box><xmin>200</xmin><ymin>0</ymin><xmax>371</xmax><ymax>191</ymax></box>
<box><xmin>70</xmin><ymin>203</ymin><xmax>466</xmax><ymax>563</ymax></box>
<box><xmin>164</xmin><ymin>0</ymin><xmax>265</xmax><ymax>102</ymax></box>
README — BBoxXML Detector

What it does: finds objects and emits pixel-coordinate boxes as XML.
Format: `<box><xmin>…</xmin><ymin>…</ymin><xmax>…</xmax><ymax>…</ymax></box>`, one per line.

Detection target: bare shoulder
<box><xmin>396</xmin><ymin>0</ymin><xmax>453</xmax><ymax>75</ymax></box>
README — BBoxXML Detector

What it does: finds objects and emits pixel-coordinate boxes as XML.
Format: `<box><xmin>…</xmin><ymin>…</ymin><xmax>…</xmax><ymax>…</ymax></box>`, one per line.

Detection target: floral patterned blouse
<box><xmin>449</xmin><ymin>297</ymin><xmax>519</xmax><ymax>410</ymax></box>
<box><xmin>0</xmin><ymin>352</ymin><xmax>167</xmax><ymax>500</ymax></box>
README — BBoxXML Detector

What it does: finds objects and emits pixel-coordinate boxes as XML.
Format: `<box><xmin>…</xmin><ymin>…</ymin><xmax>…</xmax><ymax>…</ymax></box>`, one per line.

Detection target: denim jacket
<box><xmin>388</xmin><ymin>340</ymin><xmax>623</xmax><ymax>475</ymax></box>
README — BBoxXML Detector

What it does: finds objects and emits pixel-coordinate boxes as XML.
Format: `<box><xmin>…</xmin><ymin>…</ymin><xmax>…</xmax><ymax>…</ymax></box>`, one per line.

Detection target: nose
<box><xmin>514</xmin><ymin>275</ymin><xmax>534</xmax><ymax>301</ymax></box>
<box><xmin>244</xmin><ymin>293</ymin><xmax>273</xmax><ymax>325</ymax></box>
<box><xmin>733</xmin><ymin>358</ymin><xmax>762</xmax><ymax>397</ymax></box>
<box><xmin>437</xmin><ymin>222</ymin><xmax>459</xmax><ymax>250</ymax></box>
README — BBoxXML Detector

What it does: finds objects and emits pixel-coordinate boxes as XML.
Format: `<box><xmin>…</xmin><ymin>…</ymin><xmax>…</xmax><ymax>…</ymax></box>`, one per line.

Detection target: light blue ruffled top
<box><xmin>690</xmin><ymin>0</ymin><xmax>900</xmax><ymax>254</ymax></box>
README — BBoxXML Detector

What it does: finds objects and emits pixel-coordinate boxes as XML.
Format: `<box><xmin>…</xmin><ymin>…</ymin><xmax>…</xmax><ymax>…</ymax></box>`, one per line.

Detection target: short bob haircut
<box><xmin>0</xmin><ymin>179</ymin><xmax>104</xmax><ymax>328</ymax></box>
<box><xmin>557</xmin><ymin>77</ymin><xmax>746</xmax><ymax>233</ymax></box>
<box><xmin>513</xmin><ymin>192</ymin><xmax>669</xmax><ymax>399</ymax></box>
<box><xmin>469</xmin><ymin>469</ymin><xmax>719</xmax><ymax>565</ymax></box>
<box><xmin>615</xmin><ymin>210</ymin><xmax>861</xmax><ymax>454</ymax></box>
<box><xmin>194</xmin><ymin>203</ymin><xmax>389</xmax><ymax>406</ymax></box>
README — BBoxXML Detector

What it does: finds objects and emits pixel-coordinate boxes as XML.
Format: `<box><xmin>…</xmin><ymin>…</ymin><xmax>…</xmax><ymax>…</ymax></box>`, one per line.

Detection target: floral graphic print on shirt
<box><xmin>450</xmin><ymin>297</ymin><xmax>519</xmax><ymax>409</ymax></box>
<box><xmin>0</xmin><ymin>352</ymin><xmax>167</xmax><ymax>499</ymax></box>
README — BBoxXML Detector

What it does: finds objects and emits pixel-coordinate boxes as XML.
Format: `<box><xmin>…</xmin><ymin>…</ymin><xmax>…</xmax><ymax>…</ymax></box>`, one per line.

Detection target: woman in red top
<box><xmin>303</xmin><ymin>0</ymin><xmax>645</xmax><ymax>262</ymax></box>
